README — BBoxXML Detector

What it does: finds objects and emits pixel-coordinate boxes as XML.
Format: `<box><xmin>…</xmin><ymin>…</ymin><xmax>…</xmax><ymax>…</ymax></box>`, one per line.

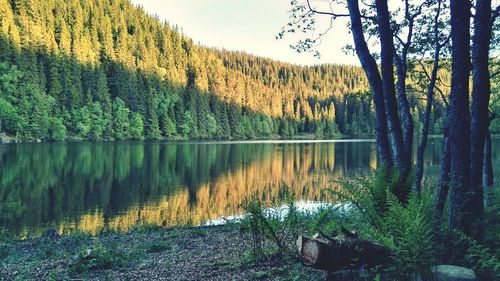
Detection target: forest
<box><xmin>0</xmin><ymin>0</ymin><xmax>465</xmax><ymax>142</ymax></box>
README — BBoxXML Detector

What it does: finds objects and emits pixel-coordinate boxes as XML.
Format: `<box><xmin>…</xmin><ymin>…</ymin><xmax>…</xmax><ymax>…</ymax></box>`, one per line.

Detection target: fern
<box><xmin>332</xmin><ymin>169</ymin><xmax>435</xmax><ymax>278</ymax></box>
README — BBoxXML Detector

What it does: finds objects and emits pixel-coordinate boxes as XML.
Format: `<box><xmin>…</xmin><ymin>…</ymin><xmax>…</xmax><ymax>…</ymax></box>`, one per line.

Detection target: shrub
<box><xmin>241</xmin><ymin>191</ymin><xmax>303</xmax><ymax>257</ymax></box>
<box><xmin>70</xmin><ymin>238</ymin><xmax>117</xmax><ymax>272</ymax></box>
<box><xmin>381</xmin><ymin>192</ymin><xmax>435</xmax><ymax>278</ymax></box>
<box><xmin>143</xmin><ymin>241</ymin><xmax>172</xmax><ymax>253</ymax></box>
<box><xmin>332</xmin><ymin>167</ymin><xmax>411</xmax><ymax>232</ymax></box>
<box><xmin>333</xmin><ymin>169</ymin><xmax>435</xmax><ymax>279</ymax></box>
<box><xmin>465</xmin><ymin>239</ymin><xmax>500</xmax><ymax>280</ymax></box>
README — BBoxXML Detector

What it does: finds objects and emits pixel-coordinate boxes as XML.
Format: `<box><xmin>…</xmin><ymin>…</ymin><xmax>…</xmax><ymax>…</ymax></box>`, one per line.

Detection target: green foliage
<box><xmin>241</xmin><ymin>191</ymin><xmax>302</xmax><ymax>257</ymax></box>
<box><xmin>180</xmin><ymin>111</ymin><xmax>195</xmax><ymax>137</ymax></box>
<box><xmin>143</xmin><ymin>241</ymin><xmax>172</xmax><ymax>253</ymax></box>
<box><xmin>49</xmin><ymin>117</ymin><xmax>67</xmax><ymax>141</ymax></box>
<box><xmin>0</xmin><ymin>0</ymin><xmax>447</xmax><ymax>142</ymax></box>
<box><xmin>326</xmin><ymin>180</ymin><xmax>499</xmax><ymax>279</ymax></box>
<box><xmin>70</xmin><ymin>238</ymin><xmax>117</xmax><ymax>272</ymax></box>
<box><xmin>72</xmin><ymin>106</ymin><xmax>92</xmax><ymax>138</ymax></box>
<box><xmin>379</xmin><ymin>192</ymin><xmax>435</xmax><ymax>278</ymax></box>
<box><xmin>0</xmin><ymin>98</ymin><xmax>20</xmax><ymax>134</ymax></box>
<box><xmin>88</xmin><ymin>102</ymin><xmax>107</xmax><ymax>140</ymax></box>
<box><xmin>112</xmin><ymin>98</ymin><xmax>130</xmax><ymax>140</ymax></box>
<box><xmin>129</xmin><ymin>112</ymin><xmax>144</xmax><ymax>139</ymax></box>
<box><xmin>465</xmin><ymin>240</ymin><xmax>500</xmax><ymax>280</ymax></box>
<box><xmin>206</xmin><ymin>113</ymin><xmax>218</xmax><ymax>136</ymax></box>
<box><xmin>333</xmin><ymin>170</ymin><xmax>435</xmax><ymax>278</ymax></box>
<box><xmin>22</xmin><ymin>89</ymin><xmax>55</xmax><ymax>141</ymax></box>
<box><xmin>434</xmin><ymin>229</ymin><xmax>500</xmax><ymax>281</ymax></box>
<box><xmin>434</xmin><ymin>186</ymin><xmax>500</xmax><ymax>280</ymax></box>
<box><xmin>484</xmin><ymin>185</ymin><xmax>500</xmax><ymax>246</ymax></box>
<box><xmin>0</xmin><ymin>62</ymin><xmax>22</xmax><ymax>95</ymax></box>
<box><xmin>333</xmin><ymin>168</ymin><xmax>409</xmax><ymax>231</ymax></box>
<box><xmin>162</xmin><ymin>115</ymin><xmax>178</xmax><ymax>137</ymax></box>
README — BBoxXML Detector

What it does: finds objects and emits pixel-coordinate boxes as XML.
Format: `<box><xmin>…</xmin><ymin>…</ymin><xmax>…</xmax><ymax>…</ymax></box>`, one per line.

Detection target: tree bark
<box><xmin>297</xmin><ymin>232</ymin><xmax>391</xmax><ymax>272</ymax></box>
<box><xmin>375</xmin><ymin>0</ymin><xmax>407</xmax><ymax>173</ymax></box>
<box><xmin>395</xmin><ymin>59</ymin><xmax>414</xmax><ymax>171</ymax></box>
<box><xmin>347</xmin><ymin>0</ymin><xmax>392</xmax><ymax>167</ymax></box>
<box><xmin>416</xmin><ymin>1</ymin><xmax>444</xmax><ymax>193</ymax></box>
<box><xmin>469</xmin><ymin>0</ymin><xmax>492</xmax><ymax>239</ymax></box>
<box><xmin>448</xmin><ymin>0</ymin><xmax>472</xmax><ymax>233</ymax></box>
<box><xmin>415</xmin><ymin>73</ymin><xmax>435</xmax><ymax>194</ymax></box>
<box><xmin>436</xmin><ymin>123</ymin><xmax>451</xmax><ymax>220</ymax></box>
<box><xmin>483</xmin><ymin>131</ymin><xmax>493</xmax><ymax>187</ymax></box>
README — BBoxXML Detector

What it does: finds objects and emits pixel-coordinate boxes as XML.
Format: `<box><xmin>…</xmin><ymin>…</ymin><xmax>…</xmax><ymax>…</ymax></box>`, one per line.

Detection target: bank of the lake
<box><xmin>0</xmin><ymin>224</ymin><xmax>325</xmax><ymax>281</ymax></box>
<box><xmin>0</xmin><ymin>132</ymin><xmax>350</xmax><ymax>144</ymax></box>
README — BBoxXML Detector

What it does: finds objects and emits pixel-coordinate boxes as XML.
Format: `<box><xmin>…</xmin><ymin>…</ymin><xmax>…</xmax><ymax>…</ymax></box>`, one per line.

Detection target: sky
<box><xmin>129</xmin><ymin>0</ymin><xmax>357</xmax><ymax>66</ymax></box>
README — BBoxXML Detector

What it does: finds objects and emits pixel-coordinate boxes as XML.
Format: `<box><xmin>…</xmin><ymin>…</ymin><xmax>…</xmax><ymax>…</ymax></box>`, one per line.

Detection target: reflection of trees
<box><xmin>1</xmin><ymin>141</ymin><xmax>382</xmax><ymax>236</ymax></box>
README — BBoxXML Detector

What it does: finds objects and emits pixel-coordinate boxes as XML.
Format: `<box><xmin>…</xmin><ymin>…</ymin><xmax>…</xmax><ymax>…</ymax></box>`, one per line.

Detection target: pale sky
<box><xmin>130</xmin><ymin>0</ymin><xmax>357</xmax><ymax>66</ymax></box>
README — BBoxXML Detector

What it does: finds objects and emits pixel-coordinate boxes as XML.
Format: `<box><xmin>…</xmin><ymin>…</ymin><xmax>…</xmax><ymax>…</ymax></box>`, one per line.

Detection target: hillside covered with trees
<box><xmin>0</xmin><ymin>0</ymin><xmax>447</xmax><ymax>141</ymax></box>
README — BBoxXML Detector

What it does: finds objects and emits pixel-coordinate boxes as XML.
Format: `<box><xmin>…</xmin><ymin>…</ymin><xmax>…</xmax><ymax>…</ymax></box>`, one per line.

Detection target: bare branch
<box><xmin>416</xmin><ymin>58</ymin><xmax>448</xmax><ymax>108</ymax></box>
<box><xmin>306</xmin><ymin>0</ymin><xmax>350</xmax><ymax>18</ymax></box>
<box><xmin>436</xmin><ymin>77</ymin><xmax>451</xmax><ymax>88</ymax></box>
<box><xmin>306</xmin><ymin>0</ymin><xmax>375</xmax><ymax>21</ymax></box>
<box><xmin>434</xmin><ymin>84</ymin><xmax>449</xmax><ymax>108</ymax></box>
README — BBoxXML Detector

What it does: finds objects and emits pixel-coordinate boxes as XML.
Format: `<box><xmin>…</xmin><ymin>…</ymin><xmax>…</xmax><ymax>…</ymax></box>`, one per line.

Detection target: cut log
<box><xmin>297</xmin><ymin>231</ymin><xmax>391</xmax><ymax>272</ymax></box>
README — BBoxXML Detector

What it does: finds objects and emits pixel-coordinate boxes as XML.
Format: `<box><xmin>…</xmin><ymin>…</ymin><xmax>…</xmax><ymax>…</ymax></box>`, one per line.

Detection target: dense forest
<box><xmin>0</xmin><ymin>0</ymin><xmax>455</xmax><ymax>142</ymax></box>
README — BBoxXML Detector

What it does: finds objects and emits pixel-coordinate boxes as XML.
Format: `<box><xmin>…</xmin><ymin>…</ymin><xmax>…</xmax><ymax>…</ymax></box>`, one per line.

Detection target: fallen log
<box><xmin>296</xmin><ymin>229</ymin><xmax>391</xmax><ymax>272</ymax></box>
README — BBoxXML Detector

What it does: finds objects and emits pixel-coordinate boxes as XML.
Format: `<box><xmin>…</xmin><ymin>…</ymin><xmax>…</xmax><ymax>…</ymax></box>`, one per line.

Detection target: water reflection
<box><xmin>0</xmin><ymin>139</ymin><xmax>497</xmax><ymax>237</ymax></box>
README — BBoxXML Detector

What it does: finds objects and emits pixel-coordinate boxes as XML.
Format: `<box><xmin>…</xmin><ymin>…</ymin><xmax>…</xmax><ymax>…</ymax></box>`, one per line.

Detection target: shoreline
<box><xmin>0</xmin><ymin>224</ymin><xmax>325</xmax><ymax>281</ymax></box>
<box><xmin>2</xmin><ymin>133</ymin><xmax>500</xmax><ymax>145</ymax></box>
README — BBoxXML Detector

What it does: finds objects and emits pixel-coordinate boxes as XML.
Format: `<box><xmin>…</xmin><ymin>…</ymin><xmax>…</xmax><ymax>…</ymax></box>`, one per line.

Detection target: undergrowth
<box><xmin>240</xmin><ymin>190</ymin><xmax>302</xmax><ymax>257</ymax></box>
<box><xmin>239</xmin><ymin>170</ymin><xmax>499</xmax><ymax>280</ymax></box>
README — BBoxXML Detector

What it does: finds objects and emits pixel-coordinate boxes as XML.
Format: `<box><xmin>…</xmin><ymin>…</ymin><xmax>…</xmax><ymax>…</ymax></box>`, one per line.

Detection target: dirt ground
<box><xmin>0</xmin><ymin>225</ymin><xmax>326</xmax><ymax>280</ymax></box>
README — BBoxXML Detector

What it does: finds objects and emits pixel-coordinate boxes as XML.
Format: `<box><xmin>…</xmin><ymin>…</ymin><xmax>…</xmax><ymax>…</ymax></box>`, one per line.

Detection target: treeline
<box><xmin>0</xmin><ymin>0</ymin><xmax>443</xmax><ymax>141</ymax></box>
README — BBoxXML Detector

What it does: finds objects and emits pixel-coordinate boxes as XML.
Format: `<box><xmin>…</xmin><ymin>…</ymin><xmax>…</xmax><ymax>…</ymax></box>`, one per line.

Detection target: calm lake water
<box><xmin>1</xmin><ymin>139</ymin><xmax>498</xmax><ymax>237</ymax></box>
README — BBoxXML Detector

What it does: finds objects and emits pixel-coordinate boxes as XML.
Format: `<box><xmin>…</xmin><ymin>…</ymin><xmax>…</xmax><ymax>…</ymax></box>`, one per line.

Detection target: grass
<box><xmin>143</xmin><ymin>241</ymin><xmax>172</xmax><ymax>253</ymax></box>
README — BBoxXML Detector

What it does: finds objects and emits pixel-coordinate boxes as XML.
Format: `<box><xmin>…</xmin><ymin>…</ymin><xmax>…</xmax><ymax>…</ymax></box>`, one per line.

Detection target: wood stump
<box><xmin>296</xmin><ymin>229</ymin><xmax>391</xmax><ymax>273</ymax></box>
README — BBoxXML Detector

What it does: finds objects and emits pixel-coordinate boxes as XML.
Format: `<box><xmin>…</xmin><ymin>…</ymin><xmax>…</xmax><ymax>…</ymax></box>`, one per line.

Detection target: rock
<box><xmin>432</xmin><ymin>265</ymin><xmax>476</xmax><ymax>281</ymax></box>
<box><xmin>327</xmin><ymin>265</ymin><xmax>476</xmax><ymax>281</ymax></box>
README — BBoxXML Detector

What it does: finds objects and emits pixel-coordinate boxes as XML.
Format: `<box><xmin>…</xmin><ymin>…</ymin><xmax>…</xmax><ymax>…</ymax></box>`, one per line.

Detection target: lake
<box><xmin>1</xmin><ymin>139</ymin><xmax>498</xmax><ymax>238</ymax></box>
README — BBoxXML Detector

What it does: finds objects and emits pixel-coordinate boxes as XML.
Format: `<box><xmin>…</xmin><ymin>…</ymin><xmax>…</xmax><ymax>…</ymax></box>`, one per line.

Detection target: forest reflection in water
<box><xmin>0</xmin><ymin>139</ymin><xmax>496</xmax><ymax>237</ymax></box>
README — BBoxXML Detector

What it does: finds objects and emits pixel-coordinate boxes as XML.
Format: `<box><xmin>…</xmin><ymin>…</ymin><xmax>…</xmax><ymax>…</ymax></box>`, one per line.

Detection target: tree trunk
<box><xmin>448</xmin><ymin>0</ymin><xmax>472</xmax><ymax>233</ymax></box>
<box><xmin>395</xmin><ymin>59</ymin><xmax>414</xmax><ymax>174</ymax></box>
<box><xmin>375</xmin><ymin>0</ymin><xmax>407</xmax><ymax>173</ymax></box>
<box><xmin>297</xmin><ymin>232</ymin><xmax>391</xmax><ymax>272</ymax></box>
<box><xmin>483</xmin><ymin>131</ymin><xmax>493</xmax><ymax>187</ymax></box>
<box><xmin>415</xmin><ymin>0</ymin><xmax>443</xmax><ymax>193</ymax></box>
<box><xmin>347</xmin><ymin>0</ymin><xmax>392</xmax><ymax>167</ymax></box>
<box><xmin>469</xmin><ymin>0</ymin><xmax>492</xmax><ymax>239</ymax></box>
<box><xmin>436</xmin><ymin>124</ymin><xmax>450</xmax><ymax>220</ymax></box>
<box><xmin>415</xmin><ymin>85</ymin><xmax>434</xmax><ymax>194</ymax></box>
